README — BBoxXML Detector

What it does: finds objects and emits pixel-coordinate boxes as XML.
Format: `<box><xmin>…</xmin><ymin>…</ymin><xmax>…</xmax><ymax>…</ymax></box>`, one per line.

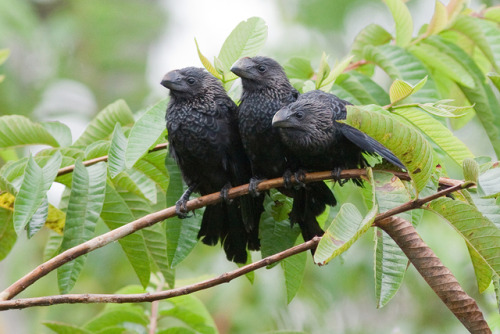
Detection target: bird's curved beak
<box><xmin>230</xmin><ymin>57</ymin><xmax>253</xmax><ymax>78</ymax></box>
<box><xmin>161</xmin><ymin>71</ymin><xmax>182</xmax><ymax>89</ymax></box>
<box><xmin>272</xmin><ymin>108</ymin><xmax>294</xmax><ymax>128</ymax></box>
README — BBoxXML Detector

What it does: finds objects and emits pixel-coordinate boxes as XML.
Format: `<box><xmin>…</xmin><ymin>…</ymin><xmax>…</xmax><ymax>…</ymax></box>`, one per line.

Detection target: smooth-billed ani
<box><xmin>231</xmin><ymin>56</ymin><xmax>335</xmax><ymax>242</ymax></box>
<box><xmin>272</xmin><ymin>90</ymin><xmax>404</xmax><ymax>176</ymax></box>
<box><xmin>161</xmin><ymin>67</ymin><xmax>262</xmax><ymax>263</ymax></box>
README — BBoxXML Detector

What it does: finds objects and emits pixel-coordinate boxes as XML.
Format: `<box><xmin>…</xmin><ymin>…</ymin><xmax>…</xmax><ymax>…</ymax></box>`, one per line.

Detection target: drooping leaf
<box><xmin>217</xmin><ymin>17</ymin><xmax>268</xmax><ymax>76</ymax></box>
<box><xmin>344</xmin><ymin>105</ymin><xmax>434</xmax><ymax>192</ymax></box>
<box><xmin>108</xmin><ymin>123</ymin><xmax>127</xmax><ymax>178</ymax></box>
<box><xmin>165</xmin><ymin>155</ymin><xmax>202</xmax><ymax>267</ymax></box>
<box><xmin>0</xmin><ymin>115</ymin><xmax>59</xmax><ymax>149</ymax></box>
<box><xmin>393</xmin><ymin>107</ymin><xmax>473</xmax><ymax>167</ymax></box>
<box><xmin>43</xmin><ymin>231</ymin><xmax>63</xmax><ymax>262</ymax></box>
<box><xmin>383</xmin><ymin>0</ymin><xmax>413</xmax><ymax>47</ymax></box>
<box><xmin>74</xmin><ymin>99</ymin><xmax>134</xmax><ymax>147</ymax></box>
<box><xmin>57</xmin><ymin>161</ymin><xmax>107</xmax><ymax>294</ymax></box>
<box><xmin>428</xmin><ymin>197</ymin><xmax>500</xmax><ymax>278</ymax></box>
<box><xmin>351</xmin><ymin>24</ymin><xmax>392</xmax><ymax>58</ymax></box>
<box><xmin>0</xmin><ymin>206</ymin><xmax>16</xmax><ymax>261</ymax></box>
<box><xmin>125</xmin><ymin>99</ymin><xmax>168</xmax><ymax>169</ymax></box>
<box><xmin>101</xmin><ymin>183</ymin><xmax>151</xmax><ymax>288</ymax></box>
<box><xmin>41</xmin><ymin>121</ymin><xmax>73</xmax><ymax>147</ymax></box>
<box><xmin>282</xmin><ymin>240</ymin><xmax>307</xmax><ymax>304</ymax></box>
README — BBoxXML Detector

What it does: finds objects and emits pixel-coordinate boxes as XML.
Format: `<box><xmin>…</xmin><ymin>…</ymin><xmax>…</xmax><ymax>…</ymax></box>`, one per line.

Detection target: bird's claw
<box><xmin>331</xmin><ymin>168</ymin><xmax>347</xmax><ymax>186</ymax></box>
<box><xmin>283</xmin><ymin>169</ymin><xmax>306</xmax><ymax>188</ymax></box>
<box><xmin>175</xmin><ymin>199</ymin><xmax>191</xmax><ymax>219</ymax></box>
<box><xmin>220</xmin><ymin>183</ymin><xmax>233</xmax><ymax>203</ymax></box>
<box><xmin>283</xmin><ymin>170</ymin><xmax>293</xmax><ymax>189</ymax></box>
<box><xmin>249</xmin><ymin>177</ymin><xmax>264</xmax><ymax>197</ymax></box>
<box><xmin>294</xmin><ymin>169</ymin><xmax>306</xmax><ymax>188</ymax></box>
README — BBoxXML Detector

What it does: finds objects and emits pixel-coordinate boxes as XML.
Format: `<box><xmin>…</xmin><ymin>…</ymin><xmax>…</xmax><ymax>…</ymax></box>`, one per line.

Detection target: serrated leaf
<box><xmin>41</xmin><ymin>121</ymin><xmax>72</xmax><ymax>147</ymax></box>
<box><xmin>463</xmin><ymin>158</ymin><xmax>479</xmax><ymax>183</ymax></box>
<box><xmin>362</xmin><ymin>45</ymin><xmax>440</xmax><ymax>103</ymax></box>
<box><xmin>74</xmin><ymin>99</ymin><xmax>134</xmax><ymax>147</ymax></box>
<box><xmin>345</xmin><ymin>105</ymin><xmax>433</xmax><ymax>192</ymax></box>
<box><xmin>393</xmin><ymin>107</ymin><xmax>473</xmax><ymax>167</ymax></box>
<box><xmin>126</xmin><ymin>99</ymin><xmax>167</xmax><ymax>169</ymax></box>
<box><xmin>165</xmin><ymin>155</ymin><xmax>203</xmax><ymax>267</ymax></box>
<box><xmin>100</xmin><ymin>183</ymin><xmax>151</xmax><ymax>288</ymax></box>
<box><xmin>373</xmin><ymin>171</ymin><xmax>411</xmax><ymax>308</ymax></box>
<box><xmin>314</xmin><ymin>202</ymin><xmax>378</xmax><ymax>265</ymax></box>
<box><xmin>351</xmin><ymin>24</ymin><xmax>392</xmax><ymax>58</ymax></box>
<box><xmin>383</xmin><ymin>0</ymin><xmax>413</xmax><ymax>47</ymax></box>
<box><xmin>218</xmin><ymin>17</ymin><xmax>267</xmax><ymax>76</ymax></box>
<box><xmin>425</xmin><ymin>1</ymin><xmax>448</xmax><ymax>36</ymax></box>
<box><xmin>43</xmin><ymin>322</ymin><xmax>92</xmax><ymax>334</ymax></box>
<box><xmin>195</xmin><ymin>38</ymin><xmax>222</xmax><ymax>80</ymax></box>
<box><xmin>0</xmin><ymin>207</ymin><xmax>16</xmax><ymax>261</ymax></box>
<box><xmin>0</xmin><ymin>115</ymin><xmax>60</xmax><ymax>149</ymax></box>
<box><xmin>410</xmin><ymin>41</ymin><xmax>475</xmax><ymax>88</ymax></box>
<box><xmin>283</xmin><ymin>57</ymin><xmax>314</xmax><ymax>80</ymax></box>
<box><xmin>108</xmin><ymin>123</ymin><xmax>127</xmax><ymax>178</ymax></box>
<box><xmin>428</xmin><ymin>197</ymin><xmax>500</xmax><ymax>278</ymax></box>
<box><xmin>57</xmin><ymin>161</ymin><xmax>107</xmax><ymax>294</ymax></box>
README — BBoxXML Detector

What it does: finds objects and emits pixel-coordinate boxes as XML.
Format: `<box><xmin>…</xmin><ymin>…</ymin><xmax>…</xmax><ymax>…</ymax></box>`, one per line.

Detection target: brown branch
<box><xmin>149</xmin><ymin>276</ymin><xmax>164</xmax><ymax>334</ymax></box>
<box><xmin>56</xmin><ymin>143</ymin><xmax>168</xmax><ymax>176</ymax></box>
<box><xmin>0</xmin><ymin>168</ymin><xmax>469</xmax><ymax>303</ymax></box>
<box><xmin>0</xmin><ymin>238</ymin><xmax>320</xmax><ymax>310</ymax></box>
<box><xmin>376</xmin><ymin>217</ymin><xmax>491</xmax><ymax>334</ymax></box>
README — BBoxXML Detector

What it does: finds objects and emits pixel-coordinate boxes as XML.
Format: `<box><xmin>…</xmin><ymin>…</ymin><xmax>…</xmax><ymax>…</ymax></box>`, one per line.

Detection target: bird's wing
<box><xmin>339</xmin><ymin>124</ymin><xmax>405</xmax><ymax>169</ymax></box>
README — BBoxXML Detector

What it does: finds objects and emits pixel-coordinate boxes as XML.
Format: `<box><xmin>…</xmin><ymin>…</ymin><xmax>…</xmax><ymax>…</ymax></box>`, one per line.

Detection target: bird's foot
<box><xmin>175</xmin><ymin>198</ymin><xmax>191</xmax><ymax>218</ymax></box>
<box><xmin>220</xmin><ymin>183</ymin><xmax>233</xmax><ymax>203</ymax></box>
<box><xmin>283</xmin><ymin>169</ymin><xmax>306</xmax><ymax>188</ymax></box>
<box><xmin>249</xmin><ymin>177</ymin><xmax>265</xmax><ymax>197</ymax></box>
<box><xmin>283</xmin><ymin>170</ymin><xmax>293</xmax><ymax>189</ymax></box>
<box><xmin>331</xmin><ymin>168</ymin><xmax>347</xmax><ymax>186</ymax></box>
<box><xmin>294</xmin><ymin>169</ymin><xmax>307</xmax><ymax>187</ymax></box>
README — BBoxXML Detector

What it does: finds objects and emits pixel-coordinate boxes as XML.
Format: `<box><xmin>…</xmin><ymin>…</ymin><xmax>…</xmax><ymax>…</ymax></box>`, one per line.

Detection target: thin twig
<box><xmin>0</xmin><ymin>169</ymin><xmax>469</xmax><ymax>304</ymax></box>
<box><xmin>149</xmin><ymin>276</ymin><xmax>165</xmax><ymax>334</ymax></box>
<box><xmin>0</xmin><ymin>238</ymin><xmax>320</xmax><ymax>310</ymax></box>
<box><xmin>56</xmin><ymin>143</ymin><xmax>168</xmax><ymax>176</ymax></box>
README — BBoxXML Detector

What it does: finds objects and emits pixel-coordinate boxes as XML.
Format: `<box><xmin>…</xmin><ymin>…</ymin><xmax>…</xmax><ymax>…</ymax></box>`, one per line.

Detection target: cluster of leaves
<box><xmin>1</xmin><ymin>1</ymin><xmax>500</xmax><ymax>333</ymax></box>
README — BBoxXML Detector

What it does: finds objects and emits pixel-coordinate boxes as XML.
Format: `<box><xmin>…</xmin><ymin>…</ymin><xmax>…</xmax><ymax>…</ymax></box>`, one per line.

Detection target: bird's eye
<box><xmin>295</xmin><ymin>111</ymin><xmax>304</xmax><ymax>119</ymax></box>
<box><xmin>187</xmin><ymin>77</ymin><xmax>196</xmax><ymax>85</ymax></box>
<box><xmin>257</xmin><ymin>65</ymin><xmax>266</xmax><ymax>73</ymax></box>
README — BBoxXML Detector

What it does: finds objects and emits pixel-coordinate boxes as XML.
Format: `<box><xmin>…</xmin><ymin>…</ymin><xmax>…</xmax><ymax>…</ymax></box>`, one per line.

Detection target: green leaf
<box><xmin>84</xmin><ymin>305</ymin><xmax>149</xmax><ymax>332</ymax></box>
<box><xmin>314</xmin><ymin>202</ymin><xmax>377</xmax><ymax>265</ymax></box>
<box><xmin>451</xmin><ymin>15</ymin><xmax>498</xmax><ymax>71</ymax></box>
<box><xmin>43</xmin><ymin>231</ymin><xmax>63</xmax><ymax>262</ymax></box>
<box><xmin>417</xmin><ymin>103</ymin><xmax>472</xmax><ymax>118</ymax></box>
<box><xmin>428</xmin><ymin>197</ymin><xmax>500</xmax><ymax>278</ymax></box>
<box><xmin>0</xmin><ymin>207</ymin><xmax>16</xmax><ymax>261</ymax></box>
<box><xmin>84</xmin><ymin>140</ymin><xmax>110</xmax><ymax>160</ymax></box>
<box><xmin>283</xmin><ymin>57</ymin><xmax>314</xmax><ymax>80</ymax></box>
<box><xmin>478</xmin><ymin>168</ymin><xmax>500</xmax><ymax>198</ymax></box>
<box><xmin>344</xmin><ymin>105</ymin><xmax>434</xmax><ymax>192</ymax></box>
<box><xmin>133</xmin><ymin>150</ymin><xmax>169</xmax><ymax>192</ymax></box>
<box><xmin>341</xmin><ymin>72</ymin><xmax>390</xmax><ymax>105</ymax></box>
<box><xmin>195</xmin><ymin>38</ymin><xmax>222</xmax><ymax>80</ymax></box>
<box><xmin>424</xmin><ymin>1</ymin><xmax>448</xmax><ymax>36</ymax></box>
<box><xmin>362</xmin><ymin>45</ymin><xmax>440</xmax><ymax>103</ymax></box>
<box><xmin>373</xmin><ymin>171</ymin><xmax>411</xmax><ymax>308</ymax></box>
<box><xmin>165</xmin><ymin>155</ymin><xmax>203</xmax><ymax>267</ymax></box>
<box><xmin>315</xmin><ymin>52</ymin><xmax>330</xmax><ymax>89</ymax></box>
<box><xmin>108</xmin><ymin>123</ymin><xmax>127</xmax><ymax>178</ymax></box>
<box><xmin>485</xmin><ymin>7</ymin><xmax>500</xmax><ymax>23</ymax></box>
<box><xmin>351</xmin><ymin>24</ymin><xmax>392</xmax><ymax>58</ymax></box>
<box><xmin>383</xmin><ymin>0</ymin><xmax>413</xmax><ymax>47</ymax></box>
<box><xmin>159</xmin><ymin>295</ymin><xmax>218</xmax><ymax>334</ymax></box>
<box><xmin>282</xmin><ymin>244</ymin><xmax>306</xmax><ymax>303</ymax></box>
<box><xmin>463</xmin><ymin>158</ymin><xmax>479</xmax><ymax>183</ymax></box>
<box><xmin>57</xmin><ymin>161</ymin><xmax>107</xmax><ymax>294</ymax></box>
<box><xmin>489</xmin><ymin>72</ymin><xmax>500</xmax><ymax>92</ymax></box>
<box><xmin>74</xmin><ymin>99</ymin><xmax>134</xmax><ymax>147</ymax></box>
<box><xmin>0</xmin><ymin>115</ymin><xmax>60</xmax><ymax>149</ymax></box>
<box><xmin>410</xmin><ymin>41</ymin><xmax>475</xmax><ymax>88</ymax></box>
<box><xmin>125</xmin><ymin>99</ymin><xmax>168</xmax><ymax>169</ymax></box>
<box><xmin>217</xmin><ymin>17</ymin><xmax>268</xmax><ymax>76</ymax></box>
<box><xmin>393</xmin><ymin>107</ymin><xmax>473</xmax><ymax>167</ymax></box>
<box><xmin>389</xmin><ymin>76</ymin><xmax>427</xmax><ymax>105</ymax></box>
<box><xmin>319</xmin><ymin>55</ymin><xmax>354</xmax><ymax>92</ymax></box>
<box><xmin>41</xmin><ymin>121</ymin><xmax>72</xmax><ymax>147</ymax></box>
<box><xmin>101</xmin><ymin>183</ymin><xmax>151</xmax><ymax>288</ymax></box>
<box><xmin>43</xmin><ymin>322</ymin><xmax>92</xmax><ymax>334</ymax></box>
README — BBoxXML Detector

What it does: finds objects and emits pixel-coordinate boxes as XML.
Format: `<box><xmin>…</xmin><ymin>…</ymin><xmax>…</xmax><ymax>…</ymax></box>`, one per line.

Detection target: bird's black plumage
<box><xmin>272</xmin><ymin>90</ymin><xmax>404</xmax><ymax>175</ymax></box>
<box><xmin>161</xmin><ymin>67</ymin><xmax>262</xmax><ymax>263</ymax></box>
<box><xmin>231</xmin><ymin>57</ymin><xmax>335</xmax><ymax>243</ymax></box>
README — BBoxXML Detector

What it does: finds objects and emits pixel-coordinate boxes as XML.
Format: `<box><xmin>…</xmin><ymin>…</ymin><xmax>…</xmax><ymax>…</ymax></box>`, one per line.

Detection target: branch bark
<box><xmin>0</xmin><ymin>169</ymin><xmax>470</xmax><ymax>304</ymax></box>
<box><xmin>377</xmin><ymin>216</ymin><xmax>491</xmax><ymax>334</ymax></box>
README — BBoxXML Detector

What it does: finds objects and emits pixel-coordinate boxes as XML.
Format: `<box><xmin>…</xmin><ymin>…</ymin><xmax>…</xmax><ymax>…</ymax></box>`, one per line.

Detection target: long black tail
<box><xmin>289</xmin><ymin>181</ymin><xmax>335</xmax><ymax>244</ymax></box>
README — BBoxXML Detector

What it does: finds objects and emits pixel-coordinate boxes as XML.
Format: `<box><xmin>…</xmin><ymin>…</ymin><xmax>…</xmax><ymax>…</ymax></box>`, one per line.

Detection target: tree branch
<box><xmin>56</xmin><ymin>143</ymin><xmax>168</xmax><ymax>176</ymax></box>
<box><xmin>0</xmin><ymin>238</ymin><xmax>321</xmax><ymax>310</ymax></box>
<box><xmin>377</xmin><ymin>216</ymin><xmax>491</xmax><ymax>334</ymax></box>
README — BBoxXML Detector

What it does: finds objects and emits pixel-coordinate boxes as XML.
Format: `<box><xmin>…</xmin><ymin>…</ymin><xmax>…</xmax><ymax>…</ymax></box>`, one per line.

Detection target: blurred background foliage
<box><xmin>0</xmin><ymin>0</ymin><xmax>499</xmax><ymax>333</ymax></box>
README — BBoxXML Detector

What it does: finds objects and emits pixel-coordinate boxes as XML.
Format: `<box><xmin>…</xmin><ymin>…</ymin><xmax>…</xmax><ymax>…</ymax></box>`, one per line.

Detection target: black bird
<box><xmin>161</xmin><ymin>67</ymin><xmax>262</xmax><ymax>263</ymax></box>
<box><xmin>231</xmin><ymin>57</ymin><xmax>336</xmax><ymax>243</ymax></box>
<box><xmin>272</xmin><ymin>90</ymin><xmax>404</xmax><ymax>177</ymax></box>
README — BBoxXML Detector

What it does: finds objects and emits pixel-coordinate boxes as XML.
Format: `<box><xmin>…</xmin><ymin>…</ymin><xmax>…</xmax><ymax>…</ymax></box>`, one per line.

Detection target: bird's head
<box><xmin>230</xmin><ymin>56</ymin><xmax>289</xmax><ymax>89</ymax></box>
<box><xmin>161</xmin><ymin>67</ymin><xmax>221</xmax><ymax>99</ymax></box>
